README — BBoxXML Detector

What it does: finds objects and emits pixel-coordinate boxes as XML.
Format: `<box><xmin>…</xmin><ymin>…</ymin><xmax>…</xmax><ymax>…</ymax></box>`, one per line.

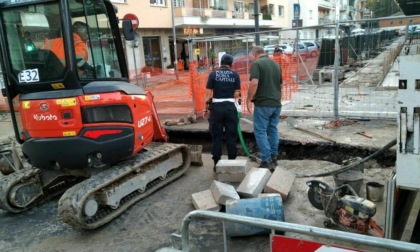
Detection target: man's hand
<box><xmin>247</xmin><ymin>79</ymin><xmax>258</xmax><ymax>114</ymax></box>
<box><xmin>246</xmin><ymin>100</ymin><xmax>253</xmax><ymax>114</ymax></box>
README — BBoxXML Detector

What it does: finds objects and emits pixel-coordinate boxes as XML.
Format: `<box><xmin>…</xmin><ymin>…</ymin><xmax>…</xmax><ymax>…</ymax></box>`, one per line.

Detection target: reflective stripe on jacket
<box><xmin>42</xmin><ymin>33</ymin><xmax>88</xmax><ymax>67</ymax></box>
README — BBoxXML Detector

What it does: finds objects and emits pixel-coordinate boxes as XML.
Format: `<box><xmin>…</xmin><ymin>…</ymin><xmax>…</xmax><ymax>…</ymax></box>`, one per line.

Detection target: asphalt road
<box><xmin>0</xmin><ymin>154</ymin><xmax>272</xmax><ymax>252</ymax></box>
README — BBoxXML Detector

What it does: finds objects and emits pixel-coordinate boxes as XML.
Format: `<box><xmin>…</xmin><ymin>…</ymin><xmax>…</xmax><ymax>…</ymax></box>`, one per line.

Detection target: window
<box><xmin>268</xmin><ymin>4</ymin><xmax>274</xmax><ymax>15</ymax></box>
<box><xmin>2</xmin><ymin>0</ymin><xmax>123</xmax><ymax>87</ymax></box>
<box><xmin>234</xmin><ymin>1</ymin><xmax>244</xmax><ymax>13</ymax></box>
<box><xmin>278</xmin><ymin>5</ymin><xmax>284</xmax><ymax>17</ymax></box>
<box><xmin>309</xmin><ymin>10</ymin><xmax>313</xmax><ymax>19</ymax></box>
<box><xmin>150</xmin><ymin>0</ymin><xmax>166</xmax><ymax>7</ymax></box>
<box><xmin>248</xmin><ymin>2</ymin><xmax>254</xmax><ymax>14</ymax></box>
<box><xmin>173</xmin><ymin>0</ymin><xmax>185</xmax><ymax>7</ymax></box>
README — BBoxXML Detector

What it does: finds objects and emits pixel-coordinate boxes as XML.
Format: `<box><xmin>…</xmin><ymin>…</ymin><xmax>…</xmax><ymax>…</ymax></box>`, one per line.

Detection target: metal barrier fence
<box><xmin>184</xmin><ymin>20</ymin><xmax>413</xmax><ymax>119</ymax></box>
<box><xmin>171</xmin><ymin>210</ymin><xmax>420</xmax><ymax>252</ymax></box>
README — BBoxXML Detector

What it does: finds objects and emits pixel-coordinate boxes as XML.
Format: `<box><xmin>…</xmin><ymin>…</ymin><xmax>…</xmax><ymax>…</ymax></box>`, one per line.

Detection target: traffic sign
<box><xmin>293</xmin><ymin>3</ymin><xmax>300</xmax><ymax>20</ymax></box>
<box><xmin>123</xmin><ymin>13</ymin><xmax>139</xmax><ymax>30</ymax></box>
<box><xmin>271</xmin><ymin>235</ymin><xmax>361</xmax><ymax>252</ymax></box>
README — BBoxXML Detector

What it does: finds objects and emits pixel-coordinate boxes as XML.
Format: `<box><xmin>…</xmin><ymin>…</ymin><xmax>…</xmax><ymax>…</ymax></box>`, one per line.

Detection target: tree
<box><xmin>366</xmin><ymin>0</ymin><xmax>401</xmax><ymax>18</ymax></box>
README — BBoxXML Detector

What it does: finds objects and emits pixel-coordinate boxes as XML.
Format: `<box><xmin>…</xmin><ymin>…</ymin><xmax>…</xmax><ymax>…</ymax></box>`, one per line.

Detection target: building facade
<box><xmin>111</xmin><ymin>0</ymin><xmax>364</xmax><ymax>77</ymax></box>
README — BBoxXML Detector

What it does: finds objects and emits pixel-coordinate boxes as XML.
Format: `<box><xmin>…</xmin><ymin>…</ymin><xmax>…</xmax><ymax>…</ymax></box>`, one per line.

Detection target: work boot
<box><xmin>259</xmin><ymin>161</ymin><xmax>275</xmax><ymax>171</ymax></box>
<box><xmin>213</xmin><ymin>159</ymin><xmax>220</xmax><ymax>172</ymax></box>
<box><xmin>271</xmin><ymin>155</ymin><xmax>278</xmax><ymax>167</ymax></box>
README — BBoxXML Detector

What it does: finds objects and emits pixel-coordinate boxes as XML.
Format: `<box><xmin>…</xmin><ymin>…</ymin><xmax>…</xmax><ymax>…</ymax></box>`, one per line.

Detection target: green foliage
<box><xmin>366</xmin><ymin>0</ymin><xmax>401</xmax><ymax>17</ymax></box>
<box><xmin>260</xmin><ymin>5</ymin><xmax>272</xmax><ymax>20</ymax></box>
<box><xmin>262</xmin><ymin>13</ymin><xmax>272</xmax><ymax>20</ymax></box>
<box><xmin>260</xmin><ymin>5</ymin><xmax>268</xmax><ymax>13</ymax></box>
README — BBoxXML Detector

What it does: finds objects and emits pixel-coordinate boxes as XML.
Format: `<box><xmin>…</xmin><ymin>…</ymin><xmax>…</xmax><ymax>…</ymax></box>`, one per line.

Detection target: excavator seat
<box><xmin>22</xmin><ymin>49</ymin><xmax>65</xmax><ymax>80</ymax></box>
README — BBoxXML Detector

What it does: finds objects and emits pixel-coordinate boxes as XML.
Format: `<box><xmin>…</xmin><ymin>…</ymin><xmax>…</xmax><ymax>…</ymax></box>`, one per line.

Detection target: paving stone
<box><xmin>210</xmin><ymin>180</ymin><xmax>240</xmax><ymax>205</ymax></box>
<box><xmin>236</xmin><ymin>167</ymin><xmax>272</xmax><ymax>198</ymax></box>
<box><xmin>191</xmin><ymin>189</ymin><xmax>221</xmax><ymax>211</ymax></box>
<box><xmin>217</xmin><ymin>173</ymin><xmax>247</xmax><ymax>183</ymax></box>
<box><xmin>216</xmin><ymin>159</ymin><xmax>250</xmax><ymax>182</ymax></box>
<box><xmin>215</xmin><ymin>159</ymin><xmax>250</xmax><ymax>174</ymax></box>
<box><xmin>264</xmin><ymin>166</ymin><xmax>296</xmax><ymax>200</ymax></box>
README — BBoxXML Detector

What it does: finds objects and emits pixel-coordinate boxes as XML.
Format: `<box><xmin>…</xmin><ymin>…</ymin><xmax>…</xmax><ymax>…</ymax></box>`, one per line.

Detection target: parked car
<box><xmin>265</xmin><ymin>44</ymin><xmax>307</xmax><ymax>61</ymax></box>
<box><xmin>303</xmin><ymin>41</ymin><xmax>320</xmax><ymax>57</ymax></box>
<box><xmin>264</xmin><ymin>44</ymin><xmax>294</xmax><ymax>56</ymax></box>
<box><xmin>294</xmin><ymin>43</ymin><xmax>309</xmax><ymax>61</ymax></box>
<box><xmin>278</xmin><ymin>44</ymin><xmax>294</xmax><ymax>54</ymax></box>
<box><xmin>264</xmin><ymin>45</ymin><xmax>281</xmax><ymax>58</ymax></box>
<box><xmin>231</xmin><ymin>50</ymin><xmax>252</xmax><ymax>73</ymax></box>
<box><xmin>264</xmin><ymin>45</ymin><xmax>276</xmax><ymax>54</ymax></box>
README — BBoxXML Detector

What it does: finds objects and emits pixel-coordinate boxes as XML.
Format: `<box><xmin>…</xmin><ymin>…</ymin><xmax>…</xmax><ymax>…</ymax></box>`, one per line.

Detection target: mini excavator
<box><xmin>0</xmin><ymin>0</ymin><xmax>197</xmax><ymax>229</ymax></box>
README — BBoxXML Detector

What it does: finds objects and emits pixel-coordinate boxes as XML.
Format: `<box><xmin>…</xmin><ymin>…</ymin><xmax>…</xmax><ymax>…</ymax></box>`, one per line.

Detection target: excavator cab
<box><xmin>1</xmin><ymin>0</ymin><xmax>127</xmax><ymax>96</ymax></box>
<box><xmin>0</xmin><ymin>0</ymin><xmax>168</xmax><ymax>170</ymax></box>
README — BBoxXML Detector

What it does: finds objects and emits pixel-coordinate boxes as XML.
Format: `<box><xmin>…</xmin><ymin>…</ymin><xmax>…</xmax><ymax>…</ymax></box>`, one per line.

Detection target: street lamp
<box><xmin>254</xmin><ymin>0</ymin><xmax>260</xmax><ymax>45</ymax></box>
<box><xmin>171</xmin><ymin>0</ymin><xmax>178</xmax><ymax>73</ymax></box>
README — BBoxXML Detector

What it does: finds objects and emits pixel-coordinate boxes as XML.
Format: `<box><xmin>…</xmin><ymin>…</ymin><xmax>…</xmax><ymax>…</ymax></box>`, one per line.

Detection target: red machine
<box><xmin>306</xmin><ymin>180</ymin><xmax>384</xmax><ymax>238</ymax></box>
<box><xmin>0</xmin><ymin>0</ymin><xmax>194</xmax><ymax>229</ymax></box>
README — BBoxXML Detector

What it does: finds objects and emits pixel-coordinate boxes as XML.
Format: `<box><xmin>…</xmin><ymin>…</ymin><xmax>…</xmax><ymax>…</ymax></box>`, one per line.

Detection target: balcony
<box><xmin>319</xmin><ymin>0</ymin><xmax>333</xmax><ymax>10</ymax></box>
<box><xmin>340</xmin><ymin>4</ymin><xmax>348</xmax><ymax>11</ymax></box>
<box><xmin>173</xmin><ymin>7</ymin><xmax>276</xmax><ymax>28</ymax></box>
<box><xmin>319</xmin><ymin>17</ymin><xmax>333</xmax><ymax>25</ymax></box>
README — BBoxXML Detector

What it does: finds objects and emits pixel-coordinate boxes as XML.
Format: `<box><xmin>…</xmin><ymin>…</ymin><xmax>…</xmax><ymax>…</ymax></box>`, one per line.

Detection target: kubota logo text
<box><xmin>34</xmin><ymin>114</ymin><xmax>58</xmax><ymax>121</ymax></box>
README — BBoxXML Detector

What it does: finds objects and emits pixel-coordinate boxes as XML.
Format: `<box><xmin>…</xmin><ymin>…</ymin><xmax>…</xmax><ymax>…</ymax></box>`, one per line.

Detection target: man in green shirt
<box><xmin>246</xmin><ymin>46</ymin><xmax>282</xmax><ymax>170</ymax></box>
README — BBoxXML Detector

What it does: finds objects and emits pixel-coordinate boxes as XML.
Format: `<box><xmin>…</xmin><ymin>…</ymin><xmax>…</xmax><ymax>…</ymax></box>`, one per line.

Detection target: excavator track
<box><xmin>0</xmin><ymin>168</ymin><xmax>82</xmax><ymax>213</ymax></box>
<box><xmin>58</xmin><ymin>143</ymin><xmax>191</xmax><ymax>229</ymax></box>
<box><xmin>0</xmin><ymin>168</ymin><xmax>41</xmax><ymax>212</ymax></box>
<box><xmin>0</xmin><ymin>137</ymin><xmax>26</xmax><ymax>175</ymax></box>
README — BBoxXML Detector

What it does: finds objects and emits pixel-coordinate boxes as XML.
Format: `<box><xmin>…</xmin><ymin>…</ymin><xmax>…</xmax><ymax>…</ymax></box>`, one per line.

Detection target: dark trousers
<box><xmin>208</xmin><ymin>102</ymin><xmax>239</xmax><ymax>165</ymax></box>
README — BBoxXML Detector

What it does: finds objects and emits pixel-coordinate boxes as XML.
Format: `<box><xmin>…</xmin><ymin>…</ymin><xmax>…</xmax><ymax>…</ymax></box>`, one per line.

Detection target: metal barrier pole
<box><xmin>180</xmin><ymin>210</ymin><xmax>420</xmax><ymax>252</ymax></box>
<box><xmin>385</xmin><ymin>173</ymin><xmax>396</xmax><ymax>239</ymax></box>
<box><xmin>222</xmin><ymin>221</ymin><xmax>227</xmax><ymax>252</ymax></box>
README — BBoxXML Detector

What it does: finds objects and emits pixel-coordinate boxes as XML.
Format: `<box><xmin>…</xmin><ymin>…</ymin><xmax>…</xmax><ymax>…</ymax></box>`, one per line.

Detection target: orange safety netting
<box><xmin>0</xmin><ymin>57</ymin><xmax>301</xmax><ymax>117</ymax></box>
<box><xmin>187</xmin><ymin>56</ymin><xmax>300</xmax><ymax>118</ymax></box>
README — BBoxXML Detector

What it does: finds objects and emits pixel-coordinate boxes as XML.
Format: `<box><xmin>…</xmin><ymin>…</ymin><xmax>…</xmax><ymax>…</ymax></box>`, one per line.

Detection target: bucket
<box><xmin>333</xmin><ymin>170</ymin><xmax>364</xmax><ymax>193</ymax></box>
<box><xmin>366</xmin><ymin>182</ymin><xmax>385</xmax><ymax>202</ymax></box>
<box><xmin>225</xmin><ymin>196</ymin><xmax>284</xmax><ymax>237</ymax></box>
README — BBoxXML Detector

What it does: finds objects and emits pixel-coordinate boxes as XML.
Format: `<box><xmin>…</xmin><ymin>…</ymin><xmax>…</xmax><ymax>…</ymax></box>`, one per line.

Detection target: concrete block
<box><xmin>264</xmin><ymin>166</ymin><xmax>296</xmax><ymax>200</ymax></box>
<box><xmin>191</xmin><ymin>189</ymin><xmax>221</xmax><ymax>211</ymax></box>
<box><xmin>215</xmin><ymin>159</ymin><xmax>250</xmax><ymax>174</ymax></box>
<box><xmin>217</xmin><ymin>173</ymin><xmax>247</xmax><ymax>183</ymax></box>
<box><xmin>236</xmin><ymin>167</ymin><xmax>271</xmax><ymax>198</ymax></box>
<box><xmin>210</xmin><ymin>180</ymin><xmax>240</xmax><ymax>205</ymax></box>
<box><xmin>188</xmin><ymin>145</ymin><xmax>203</xmax><ymax>166</ymax></box>
<box><xmin>216</xmin><ymin>159</ymin><xmax>249</xmax><ymax>182</ymax></box>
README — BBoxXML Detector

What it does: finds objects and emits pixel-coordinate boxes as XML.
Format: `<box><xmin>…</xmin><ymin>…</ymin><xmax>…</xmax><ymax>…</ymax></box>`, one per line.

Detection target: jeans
<box><xmin>253</xmin><ymin>106</ymin><xmax>281</xmax><ymax>162</ymax></box>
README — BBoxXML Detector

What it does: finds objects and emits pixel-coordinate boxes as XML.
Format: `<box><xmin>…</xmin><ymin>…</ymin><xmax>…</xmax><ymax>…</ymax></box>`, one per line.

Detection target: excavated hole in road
<box><xmin>167</xmin><ymin>131</ymin><xmax>396</xmax><ymax>168</ymax></box>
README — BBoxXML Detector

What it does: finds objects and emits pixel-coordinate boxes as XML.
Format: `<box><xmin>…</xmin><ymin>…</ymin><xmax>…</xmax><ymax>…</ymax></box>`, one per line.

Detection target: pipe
<box><xmin>296</xmin><ymin>138</ymin><xmax>397</xmax><ymax>178</ymax></box>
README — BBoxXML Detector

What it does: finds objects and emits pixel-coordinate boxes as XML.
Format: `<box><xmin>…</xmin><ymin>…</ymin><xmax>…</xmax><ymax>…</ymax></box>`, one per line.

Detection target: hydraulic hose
<box><xmin>237</xmin><ymin>112</ymin><xmax>250</xmax><ymax>157</ymax></box>
<box><xmin>296</xmin><ymin>138</ymin><xmax>397</xmax><ymax>178</ymax></box>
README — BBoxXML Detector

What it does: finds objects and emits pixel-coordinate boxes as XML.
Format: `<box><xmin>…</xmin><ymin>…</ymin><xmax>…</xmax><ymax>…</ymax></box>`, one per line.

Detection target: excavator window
<box><xmin>2</xmin><ymin>2</ymin><xmax>66</xmax><ymax>84</ymax></box>
<box><xmin>0</xmin><ymin>0</ymin><xmax>124</xmax><ymax>94</ymax></box>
